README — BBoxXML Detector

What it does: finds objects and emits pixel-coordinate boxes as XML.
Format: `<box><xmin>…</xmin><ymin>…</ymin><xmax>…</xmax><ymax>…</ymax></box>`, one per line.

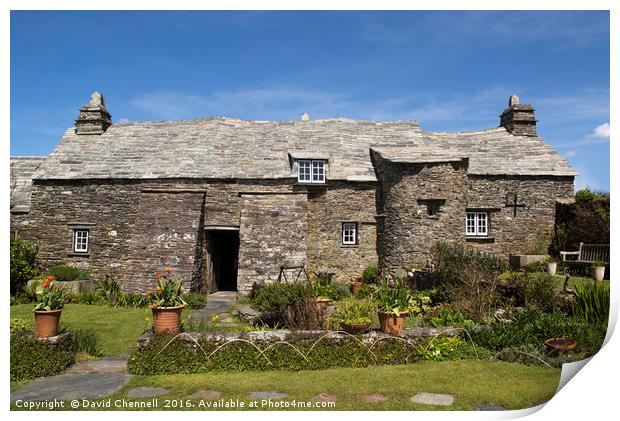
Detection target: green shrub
<box><xmin>73</xmin><ymin>328</ymin><xmax>102</xmax><ymax>357</ymax></box>
<box><xmin>182</xmin><ymin>293</ymin><xmax>207</xmax><ymax>309</ymax></box>
<box><xmin>10</xmin><ymin>318</ymin><xmax>30</xmax><ymax>335</ymax></box>
<box><xmin>96</xmin><ymin>276</ymin><xmax>121</xmax><ymax>293</ymax></box>
<box><xmin>250</xmin><ymin>282</ymin><xmax>314</xmax><ymax>313</ymax></box>
<box><xmin>331</xmin><ymin>298</ymin><xmax>376</xmax><ymax>325</ymax></box>
<box><xmin>10</xmin><ymin>332</ymin><xmax>75</xmax><ymax>381</ymax></box>
<box><xmin>524</xmin><ymin>261</ymin><xmax>545</xmax><ymax>273</ymax></box>
<box><xmin>571</xmin><ymin>281</ymin><xmax>610</xmax><ymax>326</ymax></box>
<box><xmin>423</xmin><ymin>306</ymin><xmax>475</xmax><ymax>330</ymax></box>
<box><xmin>128</xmin><ymin>334</ymin><xmax>420</xmax><ymax>375</ymax></box>
<box><xmin>68</xmin><ymin>291</ymin><xmax>105</xmax><ymax>305</ymax></box>
<box><xmin>417</xmin><ymin>336</ymin><xmax>488</xmax><ymax>361</ymax></box>
<box><xmin>112</xmin><ymin>292</ymin><xmax>150</xmax><ymax>308</ymax></box>
<box><xmin>10</xmin><ymin>236</ymin><xmax>40</xmax><ymax>295</ymax></box>
<box><xmin>469</xmin><ymin>308</ymin><xmax>605</xmax><ymax>357</ymax></box>
<box><xmin>47</xmin><ymin>265</ymin><xmax>88</xmax><ymax>282</ymax></box>
<box><xmin>498</xmin><ymin>272</ymin><xmax>559</xmax><ymax>312</ymax></box>
<box><xmin>361</xmin><ymin>265</ymin><xmax>381</xmax><ymax>284</ymax></box>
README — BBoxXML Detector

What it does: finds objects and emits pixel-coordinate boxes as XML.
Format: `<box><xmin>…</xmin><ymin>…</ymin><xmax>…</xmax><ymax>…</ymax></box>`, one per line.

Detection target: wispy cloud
<box><xmin>586</xmin><ymin>122</ymin><xmax>610</xmax><ymax>140</ymax></box>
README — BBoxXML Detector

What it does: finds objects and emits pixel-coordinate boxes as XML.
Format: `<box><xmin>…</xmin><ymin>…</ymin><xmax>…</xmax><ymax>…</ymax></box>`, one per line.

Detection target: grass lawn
<box><xmin>47</xmin><ymin>360</ymin><xmax>559</xmax><ymax>411</ymax></box>
<box><xmin>552</xmin><ymin>275</ymin><xmax>610</xmax><ymax>291</ymax></box>
<box><xmin>10</xmin><ymin>304</ymin><xmax>150</xmax><ymax>356</ymax></box>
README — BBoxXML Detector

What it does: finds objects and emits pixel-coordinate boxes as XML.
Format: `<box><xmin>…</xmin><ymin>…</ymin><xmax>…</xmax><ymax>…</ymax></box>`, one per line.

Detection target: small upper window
<box><xmin>342</xmin><ymin>222</ymin><xmax>358</xmax><ymax>245</ymax></box>
<box><xmin>465</xmin><ymin>212</ymin><xmax>488</xmax><ymax>237</ymax></box>
<box><xmin>73</xmin><ymin>229</ymin><xmax>89</xmax><ymax>253</ymax></box>
<box><xmin>298</xmin><ymin>159</ymin><xmax>326</xmax><ymax>183</ymax></box>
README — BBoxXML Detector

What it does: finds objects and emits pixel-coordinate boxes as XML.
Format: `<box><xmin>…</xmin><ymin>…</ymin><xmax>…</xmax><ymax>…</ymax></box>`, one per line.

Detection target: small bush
<box><xmin>73</xmin><ymin>328</ymin><xmax>102</xmax><ymax>357</ymax></box>
<box><xmin>10</xmin><ymin>236</ymin><xmax>40</xmax><ymax>295</ymax></box>
<box><xmin>417</xmin><ymin>336</ymin><xmax>488</xmax><ymax>361</ymax></box>
<box><xmin>112</xmin><ymin>292</ymin><xmax>150</xmax><ymax>308</ymax></box>
<box><xmin>47</xmin><ymin>265</ymin><xmax>88</xmax><ymax>282</ymax></box>
<box><xmin>68</xmin><ymin>291</ymin><xmax>105</xmax><ymax>305</ymax></box>
<box><xmin>10</xmin><ymin>332</ymin><xmax>75</xmax><ymax>381</ymax></box>
<box><xmin>498</xmin><ymin>272</ymin><xmax>559</xmax><ymax>312</ymax></box>
<box><xmin>250</xmin><ymin>282</ymin><xmax>314</xmax><ymax>313</ymax></box>
<box><xmin>361</xmin><ymin>265</ymin><xmax>381</xmax><ymax>284</ymax></box>
<box><xmin>10</xmin><ymin>318</ymin><xmax>30</xmax><ymax>335</ymax></box>
<box><xmin>423</xmin><ymin>306</ymin><xmax>475</xmax><ymax>330</ymax></box>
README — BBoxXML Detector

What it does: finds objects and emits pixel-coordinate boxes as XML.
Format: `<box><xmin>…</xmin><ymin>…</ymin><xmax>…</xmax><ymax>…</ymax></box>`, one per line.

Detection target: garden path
<box><xmin>188</xmin><ymin>291</ymin><xmax>236</xmax><ymax>324</ymax></box>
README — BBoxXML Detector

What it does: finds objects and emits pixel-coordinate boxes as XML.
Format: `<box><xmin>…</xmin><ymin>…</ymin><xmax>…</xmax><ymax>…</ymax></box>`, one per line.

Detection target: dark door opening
<box><xmin>206</xmin><ymin>230</ymin><xmax>239</xmax><ymax>292</ymax></box>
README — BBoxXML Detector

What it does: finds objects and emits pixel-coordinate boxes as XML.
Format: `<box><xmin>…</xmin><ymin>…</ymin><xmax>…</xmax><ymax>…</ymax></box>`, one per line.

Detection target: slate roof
<box><xmin>30</xmin><ymin>117</ymin><xmax>576</xmax><ymax>181</ymax></box>
<box><xmin>10</xmin><ymin>157</ymin><xmax>46</xmax><ymax>212</ymax></box>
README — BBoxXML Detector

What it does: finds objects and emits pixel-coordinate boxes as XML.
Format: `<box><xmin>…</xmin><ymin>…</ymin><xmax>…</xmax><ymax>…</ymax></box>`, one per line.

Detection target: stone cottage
<box><xmin>10</xmin><ymin>93</ymin><xmax>576</xmax><ymax>293</ymax></box>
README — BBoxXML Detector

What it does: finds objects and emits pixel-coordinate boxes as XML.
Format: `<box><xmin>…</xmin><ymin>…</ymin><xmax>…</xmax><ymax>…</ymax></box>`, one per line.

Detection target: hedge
<box><xmin>127</xmin><ymin>334</ymin><xmax>424</xmax><ymax>375</ymax></box>
<box><xmin>10</xmin><ymin>332</ymin><xmax>76</xmax><ymax>381</ymax></box>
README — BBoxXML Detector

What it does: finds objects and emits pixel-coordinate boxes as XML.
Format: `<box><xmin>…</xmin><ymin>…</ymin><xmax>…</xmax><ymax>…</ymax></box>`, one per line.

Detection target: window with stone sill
<box><xmin>342</xmin><ymin>222</ymin><xmax>358</xmax><ymax>245</ymax></box>
<box><xmin>298</xmin><ymin>159</ymin><xmax>326</xmax><ymax>183</ymax></box>
<box><xmin>465</xmin><ymin>212</ymin><xmax>489</xmax><ymax>237</ymax></box>
<box><xmin>73</xmin><ymin>229</ymin><xmax>89</xmax><ymax>253</ymax></box>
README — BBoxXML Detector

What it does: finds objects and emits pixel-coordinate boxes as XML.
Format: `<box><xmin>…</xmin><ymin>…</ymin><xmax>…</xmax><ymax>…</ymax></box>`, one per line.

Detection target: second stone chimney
<box><xmin>75</xmin><ymin>91</ymin><xmax>112</xmax><ymax>135</ymax></box>
<box><xmin>499</xmin><ymin>95</ymin><xmax>537</xmax><ymax>137</ymax></box>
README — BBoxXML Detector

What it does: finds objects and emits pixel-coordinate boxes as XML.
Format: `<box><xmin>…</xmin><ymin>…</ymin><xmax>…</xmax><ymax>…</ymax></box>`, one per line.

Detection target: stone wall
<box><xmin>17</xmin><ymin>178</ymin><xmax>378</xmax><ymax>293</ymax></box>
<box><xmin>375</xmin><ymin>159</ymin><xmax>574</xmax><ymax>276</ymax></box>
<box><xmin>237</xmin><ymin>193</ymin><xmax>308</xmax><ymax>293</ymax></box>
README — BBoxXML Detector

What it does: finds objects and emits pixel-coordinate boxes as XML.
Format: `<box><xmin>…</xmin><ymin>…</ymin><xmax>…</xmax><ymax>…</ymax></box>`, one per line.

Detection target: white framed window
<box><xmin>342</xmin><ymin>222</ymin><xmax>358</xmax><ymax>245</ymax></box>
<box><xmin>465</xmin><ymin>212</ymin><xmax>489</xmax><ymax>237</ymax></box>
<box><xmin>297</xmin><ymin>159</ymin><xmax>326</xmax><ymax>183</ymax></box>
<box><xmin>73</xmin><ymin>229</ymin><xmax>89</xmax><ymax>253</ymax></box>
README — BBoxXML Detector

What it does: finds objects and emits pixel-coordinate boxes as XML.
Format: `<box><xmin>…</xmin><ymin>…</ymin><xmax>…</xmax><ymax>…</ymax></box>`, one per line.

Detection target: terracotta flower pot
<box><xmin>350</xmin><ymin>281</ymin><xmax>362</xmax><ymax>296</ymax></box>
<box><xmin>592</xmin><ymin>266</ymin><xmax>605</xmax><ymax>281</ymax></box>
<box><xmin>545</xmin><ymin>337</ymin><xmax>577</xmax><ymax>352</ymax></box>
<box><xmin>151</xmin><ymin>304</ymin><xmax>185</xmax><ymax>334</ymax></box>
<box><xmin>340</xmin><ymin>322</ymin><xmax>371</xmax><ymax>335</ymax></box>
<box><xmin>377</xmin><ymin>311</ymin><xmax>408</xmax><ymax>334</ymax></box>
<box><xmin>34</xmin><ymin>309</ymin><xmax>63</xmax><ymax>338</ymax></box>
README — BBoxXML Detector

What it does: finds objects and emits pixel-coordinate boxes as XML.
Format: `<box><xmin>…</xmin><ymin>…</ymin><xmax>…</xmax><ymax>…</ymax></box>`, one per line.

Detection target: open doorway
<box><xmin>205</xmin><ymin>229</ymin><xmax>239</xmax><ymax>292</ymax></box>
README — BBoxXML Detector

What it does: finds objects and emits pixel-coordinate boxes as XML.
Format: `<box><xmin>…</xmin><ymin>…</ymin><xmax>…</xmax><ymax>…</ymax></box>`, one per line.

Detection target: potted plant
<box><xmin>33</xmin><ymin>275</ymin><xmax>68</xmax><ymax>337</ymax></box>
<box><xmin>332</xmin><ymin>298</ymin><xmax>376</xmax><ymax>334</ymax></box>
<box><xmin>145</xmin><ymin>267</ymin><xmax>187</xmax><ymax>334</ymax></box>
<box><xmin>350</xmin><ymin>276</ymin><xmax>363</xmax><ymax>296</ymax></box>
<box><xmin>544</xmin><ymin>256</ymin><xmax>558</xmax><ymax>276</ymax></box>
<box><xmin>372</xmin><ymin>278</ymin><xmax>413</xmax><ymax>334</ymax></box>
<box><xmin>591</xmin><ymin>261</ymin><xmax>606</xmax><ymax>281</ymax></box>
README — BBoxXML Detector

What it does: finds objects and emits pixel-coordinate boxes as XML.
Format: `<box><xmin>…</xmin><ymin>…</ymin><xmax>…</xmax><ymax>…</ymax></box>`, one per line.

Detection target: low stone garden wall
<box><xmin>128</xmin><ymin>327</ymin><xmax>464</xmax><ymax>375</ymax></box>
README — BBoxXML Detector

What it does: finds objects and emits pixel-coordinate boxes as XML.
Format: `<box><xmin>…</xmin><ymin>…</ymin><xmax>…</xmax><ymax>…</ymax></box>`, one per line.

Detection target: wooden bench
<box><xmin>560</xmin><ymin>243</ymin><xmax>610</xmax><ymax>264</ymax></box>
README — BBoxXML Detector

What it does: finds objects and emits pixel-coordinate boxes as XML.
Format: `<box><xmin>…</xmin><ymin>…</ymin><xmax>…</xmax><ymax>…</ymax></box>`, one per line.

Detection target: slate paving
<box><xmin>249</xmin><ymin>391</ymin><xmax>288</xmax><ymax>399</ymax></box>
<box><xmin>11</xmin><ymin>373</ymin><xmax>131</xmax><ymax>402</ymax></box>
<box><xmin>360</xmin><ymin>393</ymin><xmax>389</xmax><ymax>403</ymax></box>
<box><xmin>68</xmin><ymin>357</ymin><xmax>128</xmax><ymax>374</ymax></box>
<box><xmin>190</xmin><ymin>390</ymin><xmax>222</xmax><ymax>400</ymax></box>
<box><xmin>127</xmin><ymin>387</ymin><xmax>170</xmax><ymax>398</ymax></box>
<box><xmin>410</xmin><ymin>392</ymin><xmax>455</xmax><ymax>407</ymax></box>
<box><xmin>312</xmin><ymin>393</ymin><xmax>337</xmax><ymax>403</ymax></box>
<box><xmin>190</xmin><ymin>291</ymin><xmax>236</xmax><ymax>323</ymax></box>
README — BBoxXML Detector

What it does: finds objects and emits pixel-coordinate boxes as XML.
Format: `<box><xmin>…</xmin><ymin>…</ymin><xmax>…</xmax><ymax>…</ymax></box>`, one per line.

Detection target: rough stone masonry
<box><xmin>10</xmin><ymin>93</ymin><xmax>575</xmax><ymax>293</ymax></box>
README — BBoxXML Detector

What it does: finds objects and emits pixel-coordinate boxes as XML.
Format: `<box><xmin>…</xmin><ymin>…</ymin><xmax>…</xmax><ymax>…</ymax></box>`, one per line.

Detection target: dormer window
<box><xmin>298</xmin><ymin>159</ymin><xmax>326</xmax><ymax>183</ymax></box>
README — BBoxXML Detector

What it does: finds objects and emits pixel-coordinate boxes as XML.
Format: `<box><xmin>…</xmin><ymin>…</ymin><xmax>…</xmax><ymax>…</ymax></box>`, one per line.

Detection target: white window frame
<box><xmin>297</xmin><ymin>159</ymin><xmax>326</xmax><ymax>183</ymax></box>
<box><xmin>465</xmin><ymin>212</ymin><xmax>489</xmax><ymax>237</ymax></box>
<box><xmin>73</xmin><ymin>229</ymin><xmax>89</xmax><ymax>253</ymax></box>
<box><xmin>342</xmin><ymin>222</ymin><xmax>358</xmax><ymax>245</ymax></box>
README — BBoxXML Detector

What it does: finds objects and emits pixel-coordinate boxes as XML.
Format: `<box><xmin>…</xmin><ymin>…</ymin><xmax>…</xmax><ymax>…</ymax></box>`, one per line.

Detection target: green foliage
<box><xmin>524</xmin><ymin>260</ymin><xmax>545</xmax><ymax>273</ymax></box>
<box><xmin>72</xmin><ymin>328</ymin><xmax>103</xmax><ymax>357</ymax></box>
<box><xmin>361</xmin><ymin>265</ymin><xmax>381</xmax><ymax>284</ymax></box>
<box><xmin>68</xmin><ymin>291</ymin><xmax>105</xmax><ymax>305</ymax></box>
<box><xmin>34</xmin><ymin>278</ymin><xmax>68</xmax><ymax>311</ymax></box>
<box><xmin>331</xmin><ymin>298</ymin><xmax>376</xmax><ymax>325</ymax></box>
<box><xmin>181</xmin><ymin>293</ymin><xmax>207</xmax><ymax>309</ymax></box>
<box><xmin>372</xmin><ymin>278</ymin><xmax>417</xmax><ymax>316</ymax></box>
<box><xmin>469</xmin><ymin>307</ymin><xmax>605</xmax><ymax>357</ymax></box>
<box><xmin>10</xmin><ymin>318</ymin><xmax>30</xmax><ymax>335</ymax></box>
<box><xmin>10</xmin><ymin>235</ymin><xmax>40</xmax><ymax>295</ymax></box>
<box><xmin>47</xmin><ymin>265</ymin><xmax>88</xmax><ymax>282</ymax></box>
<box><xmin>417</xmin><ymin>336</ymin><xmax>487</xmax><ymax>361</ymax></box>
<box><xmin>128</xmin><ymin>334</ymin><xmax>420</xmax><ymax>375</ymax></box>
<box><xmin>424</xmin><ymin>306</ymin><xmax>475</xmax><ymax>330</ymax></box>
<box><xmin>112</xmin><ymin>292</ymin><xmax>151</xmax><ymax>308</ymax></box>
<box><xmin>250</xmin><ymin>282</ymin><xmax>314</xmax><ymax>313</ymax></box>
<box><xmin>145</xmin><ymin>269</ymin><xmax>187</xmax><ymax>308</ymax></box>
<box><xmin>96</xmin><ymin>276</ymin><xmax>121</xmax><ymax>293</ymax></box>
<box><xmin>571</xmin><ymin>281</ymin><xmax>610</xmax><ymax>326</ymax></box>
<box><xmin>574</xmin><ymin>188</ymin><xmax>608</xmax><ymax>204</ymax></box>
<box><xmin>431</xmin><ymin>242</ymin><xmax>509</xmax><ymax>285</ymax></box>
<box><xmin>309</xmin><ymin>273</ymin><xmax>352</xmax><ymax>301</ymax></box>
<box><xmin>10</xmin><ymin>331</ymin><xmax>76</xmax><ymax>381</ymax></box>
<box><xmin>498</xmin><ymin>272</ymin><xmax>559</xmax><ymax>312</ymax></box>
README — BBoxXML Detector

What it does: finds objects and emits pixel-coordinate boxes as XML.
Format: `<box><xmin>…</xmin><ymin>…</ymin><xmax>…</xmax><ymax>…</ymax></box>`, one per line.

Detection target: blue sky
<box><xmin>10</xmin><ymin>10</ymin><xmax>610</xmax><ymax>191</ymax></box>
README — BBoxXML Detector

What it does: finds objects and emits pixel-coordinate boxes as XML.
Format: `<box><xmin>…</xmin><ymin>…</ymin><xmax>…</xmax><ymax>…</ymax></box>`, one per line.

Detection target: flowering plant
<box><xmin>145</xmin><ymin>268</ymin><xmax>187</xmax><ymax>308</ymax></box>
<box><xmin>34</xmin><ymin>275</ymin><xmax>67</xmax><ymax>311</ymax></box>
<box><xmin>372</xmin><ymin>278</ymin><xmax>431</xmax><ymax>317</ymax></box>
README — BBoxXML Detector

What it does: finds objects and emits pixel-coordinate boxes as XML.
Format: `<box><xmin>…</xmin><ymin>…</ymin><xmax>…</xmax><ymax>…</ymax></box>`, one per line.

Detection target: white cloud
<box><xmin>586</xmin><ymin>123</ymin><xmax>610</xmax><ymax>140</ymax></box>
<box><xmin>116</xmin><ymin>117</ymin><xmax>130</xmax><ymax>124</ymax></box>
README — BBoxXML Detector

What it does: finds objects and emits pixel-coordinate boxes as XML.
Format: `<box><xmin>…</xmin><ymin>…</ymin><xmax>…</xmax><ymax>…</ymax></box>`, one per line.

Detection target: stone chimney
<box><xmin>499</xmin><ymin>95</ymin><xmax>537</xmax><ymax>137</ymax></box>
<box><xmin>75</xmin><ymin>91</ymin><xmax>112</xmax><ymax>135</ymax></box>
